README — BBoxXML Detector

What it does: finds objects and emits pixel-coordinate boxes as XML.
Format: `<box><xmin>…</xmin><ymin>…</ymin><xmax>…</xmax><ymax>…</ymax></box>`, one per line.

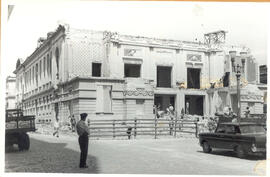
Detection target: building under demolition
<box><xmin>13</xmin><ymin>24</ymin><xmax>264</xmax><ymax>124</ymax></box>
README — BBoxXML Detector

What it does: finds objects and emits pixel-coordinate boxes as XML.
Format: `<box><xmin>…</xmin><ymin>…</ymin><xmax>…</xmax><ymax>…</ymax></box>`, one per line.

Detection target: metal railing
<box><xmin>88</xmin><ymin>117</ymin><xmax>198</xmax><ymax>139</ymax></box>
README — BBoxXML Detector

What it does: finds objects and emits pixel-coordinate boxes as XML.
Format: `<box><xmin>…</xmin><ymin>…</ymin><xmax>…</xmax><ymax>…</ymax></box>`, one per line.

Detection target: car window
<box><xmin>216</xmin><ymin>125</ymin><xmax>225</xmax><ymax>133</ymax></box>
<box><xmin>225</xmin><ymin>125</ymin><xmax>235</xmax><ymax>134</ymax></box>
<box><xmin>240</xmin><ymin>125</ymin><xmax>266</xmax><ymax>134</ymax></box>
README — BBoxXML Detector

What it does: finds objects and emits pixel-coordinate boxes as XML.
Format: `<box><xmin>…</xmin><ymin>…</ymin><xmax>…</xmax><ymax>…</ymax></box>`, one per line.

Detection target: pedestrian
<box><xmin>53</xmin><ymin>118</ymin><xmax>60</xmax><ymax>138</ymax></box>
<box><xmin>70</xmin><ymin>115</ymin><xmax>76</xmax><ymax>132</ymax></box>
<box><xmin>167</xmin><ymin>104</ymin><xmax>175</xmax><ymax>135</ymax></box>
<box><xmin>186</xmin><ymin>102</ymin><xmax>190</xmax><ymax>114</ymax></box>
<box><xmin>245</xmin><ymin>107</ymin><xmax>250</xmax><ymax>118</ymax></box>
<box><xmin>126</xmin><ymin>126</ymin><xmax>132</xmax><ymax>139</ymax></box>
<box><xmin>228</xmin><ymin>107</ymin><xmax>234</xmax><ymax>117</ymax></box>
<box><xmin>76</xmin><ymin>113</ymin><xmax>90</xmax><ymax>168</ymax></box>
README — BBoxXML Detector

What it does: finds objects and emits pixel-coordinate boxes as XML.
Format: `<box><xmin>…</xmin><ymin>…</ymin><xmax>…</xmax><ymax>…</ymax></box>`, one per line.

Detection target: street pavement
<box><xmin>5</xmin><ymin>132</ymin><xmax>266</xmax><ymax>175</ymax></box>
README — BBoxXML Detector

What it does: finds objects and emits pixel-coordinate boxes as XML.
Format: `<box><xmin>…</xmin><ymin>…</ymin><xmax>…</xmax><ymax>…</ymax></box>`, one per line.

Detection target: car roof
<box><xmin>219</xmin><ymin>122</ymin><xmax>261</xmax><ymax>126</ymax></box>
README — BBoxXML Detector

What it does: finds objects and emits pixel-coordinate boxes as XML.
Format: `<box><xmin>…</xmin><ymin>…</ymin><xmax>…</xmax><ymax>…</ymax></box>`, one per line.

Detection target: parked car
<box><xmin>199</xmin><ymin>122</ymin><xmax>266</xmax><ymax>158</ymax></box>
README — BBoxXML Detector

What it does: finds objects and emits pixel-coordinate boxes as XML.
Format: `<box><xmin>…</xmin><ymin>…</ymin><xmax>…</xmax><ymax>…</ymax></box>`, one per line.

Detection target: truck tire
<box><xmin>18</xmin><ymin>133</ymin><xmax>30</xmax><ymax>151</ymax></box>
<box><xmin>18</xmin><ymin>134</ymin><xmax>24</xmax><ymax>151</ymax></box>
<box><xmin>23</xmin><ymin>133</ymin><xmax>30</xmax><ymax>150</ymax></box>
<box><xmin>202</xmin><ymin>141</ymin><xmax>212</xmax><ymax>153</ymax></box>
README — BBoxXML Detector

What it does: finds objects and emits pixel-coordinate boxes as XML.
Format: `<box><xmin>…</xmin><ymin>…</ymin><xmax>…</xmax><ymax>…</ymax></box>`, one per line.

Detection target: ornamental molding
<box><xmin>123</xmin><ymin>88</ymin><xmax>154</xmax><ymax>96</ymax></box>
<box><xmin>241</xmin><ymin>95</ymin><xmax>263</xmax><ymax>102</ymax></box>
<box><xmin>187</xmin><ymin>54</ymin><xmax>202</xmax><ymax>62</ymax></box>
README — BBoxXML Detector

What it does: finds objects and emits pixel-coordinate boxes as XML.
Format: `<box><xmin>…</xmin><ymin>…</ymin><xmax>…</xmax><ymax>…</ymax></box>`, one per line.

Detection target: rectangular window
<box><xmin>157</xmin><ymin>66</ymin><xmax>172</xmax><ymax>88</ymax></box>
<box><xmin>187</xmin><ymin>68</ymin><xmax>200</xmax><ymax>89</ymax></box>
<box><xmin>92</xmin><ymin>63</ymin><xmax>102</xmax><ymax>77</ymax></box>
<box><xmin>96</xmin><ymin>85</ymin><xmax>112</xmax><ymax>113</ymax></box>
<box><xmin>124</xmin><ymin>64</ymin><xmax>141</xmax><ymax>77</ymax></box>
<box><xmin>223</xmin><ymin>72</ymin><xmax>230</xmax><ymax>87</ymax></box>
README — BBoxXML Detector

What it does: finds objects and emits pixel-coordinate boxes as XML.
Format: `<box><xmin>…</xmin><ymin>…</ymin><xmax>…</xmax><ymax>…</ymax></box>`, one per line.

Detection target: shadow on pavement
<box><xmin>197</xmin><ymin>150</ymin><xmax>266</xmax><ymax>160</ymax></box>
<box><xmin>5</xmin><ymin>138</ymin><xmax>99</xmax><ymax>173</ymax></box>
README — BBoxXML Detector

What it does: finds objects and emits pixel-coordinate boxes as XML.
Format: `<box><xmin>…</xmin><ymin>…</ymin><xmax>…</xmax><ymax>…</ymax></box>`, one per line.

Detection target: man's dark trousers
<box><xmin>79</xmin><ymin>133</ymin><xmax>89</xmax><ymax>167</ymax></box>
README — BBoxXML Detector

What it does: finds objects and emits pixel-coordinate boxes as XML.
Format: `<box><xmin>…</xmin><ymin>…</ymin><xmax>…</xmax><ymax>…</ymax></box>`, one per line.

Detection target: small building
<box><xmin>13</xmin><ymin>24</ymin><xmax>264</xmax><ymax>125</ymax></box>
<box><xmin>6</xmin><ymin>76</ymin><xmax>16</xmax><ymax>109</ymax></box>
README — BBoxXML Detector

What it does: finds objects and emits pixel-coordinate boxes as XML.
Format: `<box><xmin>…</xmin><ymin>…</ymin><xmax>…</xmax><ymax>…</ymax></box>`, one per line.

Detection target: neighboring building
<box><xmin>259</xmin><ymin>65</ymin><xmax>267</xmax><ymax>84</ymax></box>
<box><xmin>6</xmin><ymin>76</ymin><xmax>16</xmax><ymax>109</ymax></box>
<box><xmin>13</xmin><ymin>24</ymin><xmax>264</xmax><ymax>125</ymax></box>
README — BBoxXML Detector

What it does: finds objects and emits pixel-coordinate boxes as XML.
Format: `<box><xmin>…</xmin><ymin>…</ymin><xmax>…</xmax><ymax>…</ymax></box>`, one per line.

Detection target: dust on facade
<box><xmin>12</xmin><ymin>24</ymin><xmax>267</xmax><ymax>126</ymax></box>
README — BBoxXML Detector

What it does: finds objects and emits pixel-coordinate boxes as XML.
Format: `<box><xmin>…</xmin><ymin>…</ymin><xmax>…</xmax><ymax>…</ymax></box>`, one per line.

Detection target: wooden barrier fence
<box><xmin>88</xmin><ymin>118</ymin><xmax>198</xmax><ymax>139</ymax></box>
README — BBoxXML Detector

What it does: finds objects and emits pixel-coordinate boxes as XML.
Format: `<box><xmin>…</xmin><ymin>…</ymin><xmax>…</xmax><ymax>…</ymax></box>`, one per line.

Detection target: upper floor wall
<box><xmin>14</xmin><ymin>24</ymin><xmax>258</xmax><ymax>103</ymax></box>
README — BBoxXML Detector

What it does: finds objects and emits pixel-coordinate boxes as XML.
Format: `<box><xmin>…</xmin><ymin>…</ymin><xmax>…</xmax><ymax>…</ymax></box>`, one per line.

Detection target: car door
<box><xmin>208</xmin><ymin>124</ymin><xmax>227</xmax><ymax>148</ymax></box>
<box><xmin>222</xmin><ymin>125</ymin><xmax>236</xmax><ymax>149</ymax></box>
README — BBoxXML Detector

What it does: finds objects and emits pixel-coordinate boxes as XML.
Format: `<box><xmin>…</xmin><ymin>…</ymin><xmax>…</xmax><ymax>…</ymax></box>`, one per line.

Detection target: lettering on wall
<box><xmin>187</xmin><ymin>54</ymin><xmax>202</xmax><ymax>62</ymax></box>
<box><xmin>241</xmin><ymin>95</ymin><xmax>263</xmax><ymax>102</ymax></box>
<box><xmin>123</xmin><ymin>88</ymin><xmax>154</xmax><ymax>96</ymax></box>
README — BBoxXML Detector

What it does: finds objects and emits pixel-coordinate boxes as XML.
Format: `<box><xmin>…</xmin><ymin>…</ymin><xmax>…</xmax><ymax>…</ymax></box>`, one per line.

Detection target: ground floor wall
<box><xmin>20</xmin><ymin>80</ymin><xmax>265</xmax><ymax>128</ymax></box>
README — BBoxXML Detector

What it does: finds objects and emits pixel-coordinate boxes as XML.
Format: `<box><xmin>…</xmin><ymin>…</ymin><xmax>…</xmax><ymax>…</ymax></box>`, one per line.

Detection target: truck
<box><xmin>5</xmin><ymin>109</ymin><xmax>36</xmax><ymax>151</ymax></box>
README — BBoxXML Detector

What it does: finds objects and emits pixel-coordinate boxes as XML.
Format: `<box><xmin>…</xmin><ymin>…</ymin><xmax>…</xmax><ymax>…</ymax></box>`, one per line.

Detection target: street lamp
<box><xmin>240</xmin><ymin>51</ymin><xmax>247</xmax><ymax>75</ymax></box>
<box><xmin>229</xmin><ymin>50</ymin><xmax>245</xmax><ymax>123</ymax></box>
<box><xmin>229</xmin><ymin>51</ymin><xmax>236</xmax><ymax>72</ymax></box>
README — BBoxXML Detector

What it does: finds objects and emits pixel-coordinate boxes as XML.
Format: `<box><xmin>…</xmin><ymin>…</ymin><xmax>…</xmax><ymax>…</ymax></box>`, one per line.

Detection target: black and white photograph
<box><xmin>1</xmin><ymin>0</ymin><xmax>269</xmax><ymax>176</ymax></box>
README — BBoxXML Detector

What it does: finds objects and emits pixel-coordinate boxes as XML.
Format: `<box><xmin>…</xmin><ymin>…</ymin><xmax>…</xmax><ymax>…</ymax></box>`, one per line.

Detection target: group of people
<box><xmin>222</xmin><ymin>106</ymin><xmax>251</xmax><ymax>118</ymax></box>
<box><xmin>155</xmin><ymin>104</ymin><xmax>176</xmax><ymax>135</ymax></box>
<box><xmin>52</xmin><ymin>114</ymin><xmax>77</xmax><ymax>137</ymax></box>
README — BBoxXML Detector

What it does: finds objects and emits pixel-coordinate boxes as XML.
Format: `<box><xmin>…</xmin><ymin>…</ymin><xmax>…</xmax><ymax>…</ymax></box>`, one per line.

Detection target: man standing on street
<box><xmin>53</xmin><ymin>118</ymin><xmax>60</xmax><ymax>138</ymax></box>
<box><xmin>70</xmin><ymin>115</ymin><xmax>76</xmax><ymax>132</ymax></box>
<box><xmin>76</xmin><ymin>113</ymin><xmax>90</xmax><ymax>168</ymax></box>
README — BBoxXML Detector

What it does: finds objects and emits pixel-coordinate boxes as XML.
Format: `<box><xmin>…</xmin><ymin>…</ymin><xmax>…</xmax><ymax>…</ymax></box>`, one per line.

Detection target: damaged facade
<box><xmin>13</xmin><ymin>25</ymin><xmax>264</xmax><ymax>124</ymax></box>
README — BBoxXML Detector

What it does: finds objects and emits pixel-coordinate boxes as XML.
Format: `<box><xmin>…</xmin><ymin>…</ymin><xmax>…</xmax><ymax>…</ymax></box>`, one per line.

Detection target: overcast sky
<box><xmin>2</xmin><ymin>1</ymin><xmax>269</xmax><ymax>77</ymax></box>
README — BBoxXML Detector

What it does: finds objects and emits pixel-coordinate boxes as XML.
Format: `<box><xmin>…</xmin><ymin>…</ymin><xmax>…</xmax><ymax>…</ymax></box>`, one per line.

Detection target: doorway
<box><xmin>185</xmin><ymin>95</ymin><xmax>204</xmax><ymax>116</ymax></box>
<box><xmin>154</xmin><ymin>94</ymin><xmax>176</xmax><ymax>112</ymax></box>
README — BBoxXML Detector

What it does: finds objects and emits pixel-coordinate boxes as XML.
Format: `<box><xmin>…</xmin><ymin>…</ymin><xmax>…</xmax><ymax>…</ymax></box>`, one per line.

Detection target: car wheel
<box><xmin>236</xmin><ymin>146</ymin><xmax>245</xmax><ymax>158</ymax></box>
<box><xmin>202</xmin><ymin>141</ymin><xmax>212</xmax><ymax>153</ymax></box>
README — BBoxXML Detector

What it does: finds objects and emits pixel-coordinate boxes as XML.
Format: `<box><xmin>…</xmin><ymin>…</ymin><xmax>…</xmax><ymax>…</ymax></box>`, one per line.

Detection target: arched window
<box><xmin>49</xmin><ymin>52</ymin><xmax>52</xmax><ymax>78</ymax></box>
<box><xmin>43</xmin><ymin>57</ymin><xmax>46</xmax><ymax>77</ymax></box>
<box><xmin>55</xmin><ymin>47</ymin><xmax>59</xmax><ymax>79</ymax></box>
<box><xmin>47</xmin><ymin>54</ymin><xmax>50</xmax><ymax>77</ymax></box>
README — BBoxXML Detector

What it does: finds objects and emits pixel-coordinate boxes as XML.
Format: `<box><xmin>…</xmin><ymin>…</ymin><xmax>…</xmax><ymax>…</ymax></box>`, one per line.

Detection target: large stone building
<box><xmin>6</xmin><ymin>76</ymin><xmax>16</xmax><ymax>109</ymax></box>
<box><xmin>13</xmin><ymin>24</ymin><xmax>264</xmax><ymax>124</ymax></box>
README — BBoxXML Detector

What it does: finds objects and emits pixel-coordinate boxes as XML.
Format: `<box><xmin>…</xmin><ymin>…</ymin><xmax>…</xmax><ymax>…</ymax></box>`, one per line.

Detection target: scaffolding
<box><xmin>204</xmin><ymin>30</ymin><xmax>227</xmax><ymax>49</ymax></box>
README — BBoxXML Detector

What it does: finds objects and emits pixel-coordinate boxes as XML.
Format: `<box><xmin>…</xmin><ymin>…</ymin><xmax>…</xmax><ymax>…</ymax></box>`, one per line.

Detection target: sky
<box><xmin>2</xmin><ymin>1</ymin><xmax>269</xmax><ymax>77</ymax></box>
